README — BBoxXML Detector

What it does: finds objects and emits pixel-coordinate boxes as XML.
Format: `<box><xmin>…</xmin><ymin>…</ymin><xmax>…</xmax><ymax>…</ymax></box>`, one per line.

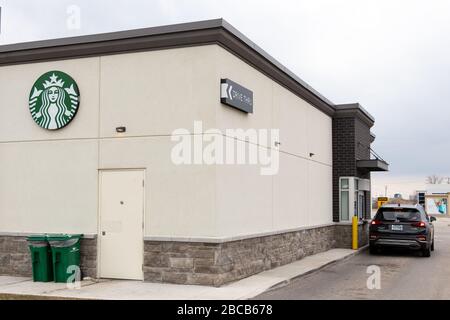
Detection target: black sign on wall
<box><xmin>220</xmin><ymin>79</ymin><xmax>253</xmax><ymax>113</ymax></box>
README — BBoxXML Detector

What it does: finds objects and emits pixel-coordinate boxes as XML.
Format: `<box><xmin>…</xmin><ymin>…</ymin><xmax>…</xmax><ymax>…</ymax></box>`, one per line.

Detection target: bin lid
<box><xmin>46</xmin><ymin>234</ymin><xmax>83</xmax><ymax>241</ymax></box>
<box><xmin>27</xmin><ymin>234</ymin><xmax>47</xmax><ymax>242</ymax></box>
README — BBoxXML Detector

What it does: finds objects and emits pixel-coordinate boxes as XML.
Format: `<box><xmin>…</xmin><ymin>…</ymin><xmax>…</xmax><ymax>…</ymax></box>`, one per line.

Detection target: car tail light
<box><xmin>371</xmin><ymin>220</ymin><xmax>381</xmax><ymax>225</ymax></box>
<box><xmin>412</xmin><ymin>221</ymin><xmax>426</xmax><ymax>228</ymax></box>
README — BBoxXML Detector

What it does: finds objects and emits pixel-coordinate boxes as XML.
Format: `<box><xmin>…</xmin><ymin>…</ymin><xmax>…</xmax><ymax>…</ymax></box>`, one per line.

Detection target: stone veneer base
<box><xmin>0</xmin><ymin>223</ymin><xmax>367</xmax><ymax>286</ymax></box>
<box><xmin>0</xmin><ymin>236</ymin><xmax>97</xmax><ymax>279</ymax></box>
<box><xmin>143</xmin><ymin>223</ymin><xmax>368</xmax><ymax>286</ymax></box>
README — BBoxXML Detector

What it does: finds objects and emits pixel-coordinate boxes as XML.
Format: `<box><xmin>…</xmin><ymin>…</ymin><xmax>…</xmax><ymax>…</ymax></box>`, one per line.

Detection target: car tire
<box><xmin>422</xmin><ymin>246</ymin><xmax>431</xmax><ymax>257</ymax></box>
<box><xmin>431</xmin><ymin>240</ymin><xmax>435</xmax><ymax>251</ymax></box>
<box><xmin>369</xmin><ymin>245</ymin><xmax>377</xmax><ymax>255</ymax></box>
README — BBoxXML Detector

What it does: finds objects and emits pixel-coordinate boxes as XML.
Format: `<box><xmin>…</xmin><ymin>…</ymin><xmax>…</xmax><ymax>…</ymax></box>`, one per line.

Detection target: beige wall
<box><xmin>0</xmin><ymin>57</ymin><xmax>100</xmax><ymax>234</ymax></box>
<box><xmin>0</xmin><ymin>140</ymin><xmax>98</xmax><ymax>234</ymax></box>
<box><xmin>98</xmin><ymin>136</ymin><xmax>216</xmax><ymax>237</ymax></box>
<box><xmin>0</xmin><ymin>57</ymin><xmax>100</xmax><ymax>142</ymax></box>
<box><xmin>0</xmin><ymin>44</ymin><xmax>332</xmax><ymax>238</ymax></box>
<box><xmin>99</xmin><ymin>48</ymin><xmax>217</xmax><ymax>137</ymax></box>
<box><xmin>213</xmin><ymin>47</ymin><xmax>333</xmax><ymax>237</ymax></box>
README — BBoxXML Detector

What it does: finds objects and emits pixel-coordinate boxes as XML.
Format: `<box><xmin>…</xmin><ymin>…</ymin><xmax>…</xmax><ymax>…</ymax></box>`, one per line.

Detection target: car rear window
<box><xmin>376</xmin><ymin>208</ymin><xmax>422</xmax><ymax>222</ymax></box>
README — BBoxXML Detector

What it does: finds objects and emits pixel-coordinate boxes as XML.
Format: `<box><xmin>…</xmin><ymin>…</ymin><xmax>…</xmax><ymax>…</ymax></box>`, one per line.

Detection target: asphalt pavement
<box><xmin>255</xmin><ymin>217</ymin><xmax>450</xmax><ymax>300</ymax></box>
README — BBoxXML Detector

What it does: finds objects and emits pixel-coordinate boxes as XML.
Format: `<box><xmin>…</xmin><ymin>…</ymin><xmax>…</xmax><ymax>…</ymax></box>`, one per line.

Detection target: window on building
<box><xmin>340</xmin><ymin>177</ymin><xmax>370</xmax><ymax>221</ymax></box>
<box><xmin>340</xmin><ymin>178</ymin><xmax>350</xmax><ymax>221</ymax></box>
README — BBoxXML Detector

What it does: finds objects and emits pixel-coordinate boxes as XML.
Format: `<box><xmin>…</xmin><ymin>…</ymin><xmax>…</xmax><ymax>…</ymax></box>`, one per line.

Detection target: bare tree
<box><xmin>426</xmin><ymin>175</ymin><xmax>444</xmax><ymax>184</ymax></box>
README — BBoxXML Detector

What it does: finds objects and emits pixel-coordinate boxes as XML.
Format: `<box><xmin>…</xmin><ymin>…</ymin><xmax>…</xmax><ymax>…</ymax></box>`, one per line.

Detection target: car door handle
<box><xmin>102</xmin><ymin>231</ymin><xmax>106</xmax><ymax>236</ymax></box>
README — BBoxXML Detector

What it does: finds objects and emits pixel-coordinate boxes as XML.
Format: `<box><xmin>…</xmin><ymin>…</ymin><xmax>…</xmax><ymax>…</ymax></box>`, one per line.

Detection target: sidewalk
<box><xmin>0</xmin><ymin>248</ymin><xmax>361</xmax><ymax>300</ymax></box>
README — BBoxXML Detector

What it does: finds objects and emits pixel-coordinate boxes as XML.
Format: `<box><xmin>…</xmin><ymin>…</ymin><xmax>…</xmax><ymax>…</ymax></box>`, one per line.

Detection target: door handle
<box><xmin>102</xmin><ymin>231</ymin><xmax>106</xmax><ymax>236</ymax></box>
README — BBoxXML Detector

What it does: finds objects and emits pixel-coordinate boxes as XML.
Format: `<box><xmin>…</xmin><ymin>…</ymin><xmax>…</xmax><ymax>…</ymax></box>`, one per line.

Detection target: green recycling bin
<box><xmin>47</xmin><ymin>234</ymin><xmax>83</xmax><ymax>283</ymax></box>
<box><xmin>27</xmin><ymin>235</ymin><xmax>53</xmax><ymax>282</ymax></box>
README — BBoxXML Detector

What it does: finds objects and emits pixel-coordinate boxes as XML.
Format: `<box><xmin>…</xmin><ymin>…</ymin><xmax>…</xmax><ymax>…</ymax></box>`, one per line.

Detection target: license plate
<box><xmin>391</xmin><ymin>225</ymin><xmax>403</xmax><ymax>231</ymax></box>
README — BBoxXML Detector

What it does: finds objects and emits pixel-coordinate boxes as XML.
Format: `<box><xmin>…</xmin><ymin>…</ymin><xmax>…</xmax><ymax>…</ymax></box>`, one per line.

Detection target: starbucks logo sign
<box><xmin>29</xmin><ymin>71</ymin><xmax>80</xmax><ymax>130</ymax></box>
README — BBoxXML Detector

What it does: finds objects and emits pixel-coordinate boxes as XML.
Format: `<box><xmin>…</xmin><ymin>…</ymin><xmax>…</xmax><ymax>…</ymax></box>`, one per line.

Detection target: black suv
<box><xmin>369</xmin><ymin>204</ymin><xmax>436</xmax><ymax>257</ymax></box>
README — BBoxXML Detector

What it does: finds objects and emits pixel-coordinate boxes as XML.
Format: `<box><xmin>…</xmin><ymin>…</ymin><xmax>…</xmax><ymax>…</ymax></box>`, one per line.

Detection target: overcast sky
<box><xmin>1</xmin><ymin>0</ymin><xmax>450</xmax><ymax>197</ymax></box>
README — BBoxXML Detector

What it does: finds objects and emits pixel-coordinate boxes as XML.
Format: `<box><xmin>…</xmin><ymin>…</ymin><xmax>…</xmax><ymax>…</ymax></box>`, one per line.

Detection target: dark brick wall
<box><xmin>355</xmin><ymin>118</ymin><xmax>372</xmax><ymax>163</ymax></box>
<box><xmin>332</xmin><ymin>116</ymin><xmax>373</xmax><ymax>221</ymax></box>
<box><xmin>332</xmin><ymin>117</ymin><xmax>356</xmax><ymax>222</ymax></box>
<box><xmin>355</xmin><ymin>118</ymin><xmax>372</xmax><ymax>220</ymax></box>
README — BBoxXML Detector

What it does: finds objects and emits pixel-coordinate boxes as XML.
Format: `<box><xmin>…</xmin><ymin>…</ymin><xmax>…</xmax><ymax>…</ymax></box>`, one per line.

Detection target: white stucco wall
<box><xmin>0</xmin><ymin>44</ymin><xmax>332</xmax><ymax>239</ymax></box>
<box><xmin>98</xmin><ymin>47</ymin><xmax>218</xmax><ymax>238</ymax></box>
<box><xmin>0</xmin><ymin>58</ymin><xmax>100</xmax><ymax>142</ymax></box>
<box><xmin>213</xmin><ymin>46</ymin><xmax>333</xmax><ymax>237</ymax></box>
<box><xmin>0</xmin><ymin>57</ymin><xmax>100</xmax><ymax>234</ymax></box>
<box><xmin>0</xmin><ymin>47</ymin><xmax>218</xmax><ymax>236</ymax></box>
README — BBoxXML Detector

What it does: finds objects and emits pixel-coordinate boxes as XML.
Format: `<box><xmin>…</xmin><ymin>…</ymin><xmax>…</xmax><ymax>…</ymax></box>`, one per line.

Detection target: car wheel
<box><xmin>422</xmin><ymin>246</ymin><xmax>431</xmax><ymax>257</ymax></box>
<box><xmin>431</xmin><ymin>240</ymin><xmax>435</xmax><ymax>251</ymax></box>
<box><xmin>369</xmin><ymin>245</ymin><xmax>377</xmax><ymax>255</ymax></box>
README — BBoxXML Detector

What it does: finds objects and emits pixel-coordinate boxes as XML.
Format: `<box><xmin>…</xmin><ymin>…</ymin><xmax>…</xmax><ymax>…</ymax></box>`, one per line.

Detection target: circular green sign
<box><xmin>29</xmin><ymin>71</ymin><xmax>80</xmax><ymax>130</ymax></box>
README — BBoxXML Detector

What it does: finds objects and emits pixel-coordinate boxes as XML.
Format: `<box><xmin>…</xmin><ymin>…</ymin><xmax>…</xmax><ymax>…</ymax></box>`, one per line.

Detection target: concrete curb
<box><xmin>263</xmin><ymin>245</ymin><xmax>368</xmax><ymax>294</ymax></box>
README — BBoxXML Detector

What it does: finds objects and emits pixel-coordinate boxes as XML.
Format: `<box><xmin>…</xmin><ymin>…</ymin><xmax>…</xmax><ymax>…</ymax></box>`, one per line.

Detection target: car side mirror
<box><xmin>430</xmin><ymin>216</ymin><xmax>437</xmax><ymax>222</ymax></box>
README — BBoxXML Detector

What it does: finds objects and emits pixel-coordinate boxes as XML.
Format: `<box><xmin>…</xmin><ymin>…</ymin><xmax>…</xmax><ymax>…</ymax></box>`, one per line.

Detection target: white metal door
<box><xmin>99</xmin><ymin>170</ymin><xmax>144</xmax><ymax>280</ymax></box>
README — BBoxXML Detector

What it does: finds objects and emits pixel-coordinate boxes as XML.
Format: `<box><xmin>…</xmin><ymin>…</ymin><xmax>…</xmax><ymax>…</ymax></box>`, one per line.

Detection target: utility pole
<box><xmin>384</xmin><ymin>185</ymin><xmax>388</xmax><ymax>197</ymax></box>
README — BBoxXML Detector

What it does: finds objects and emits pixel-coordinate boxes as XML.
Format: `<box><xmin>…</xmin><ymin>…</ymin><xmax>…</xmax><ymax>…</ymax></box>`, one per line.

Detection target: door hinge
<box><xmin>142</xmin><ymin>180</ymin><xmax>145</xmax><ymax>187</ymax></box>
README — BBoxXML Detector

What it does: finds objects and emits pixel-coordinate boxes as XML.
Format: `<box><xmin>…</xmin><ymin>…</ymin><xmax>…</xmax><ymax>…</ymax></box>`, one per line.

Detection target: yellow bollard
<box><xmin>352</xmin><ymin>216</ymin><xmax>358</xmax><ymax>250</ymax></box>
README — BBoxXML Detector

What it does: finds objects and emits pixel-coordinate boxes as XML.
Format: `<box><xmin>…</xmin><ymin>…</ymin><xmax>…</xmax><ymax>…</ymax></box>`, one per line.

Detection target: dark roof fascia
<box><xmin>0</xmin><ymin>19</ymin><xmax>224</xmax><ymax>64</ymax></box>
<box><xmin>0</xmin><ymin>19</ymin><xmax>336</xmax><ymax>116</ymax></box>
<box><xmin>356</xmin><ymin>159</ymin><xmax>389</xmax><ymax>172</ymax></box>
<box><xmin>334</xmin><ymin>103</ymin><xmax>375</xmax><ymax>127</ymax></box>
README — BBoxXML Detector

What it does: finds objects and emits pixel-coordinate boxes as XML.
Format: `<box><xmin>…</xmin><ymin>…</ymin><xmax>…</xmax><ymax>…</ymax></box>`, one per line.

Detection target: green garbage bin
<box><xmin>27</xmin><ymin>235</ymin><xmax>53</xmax><ymax>282</ymax></box>
<box><xmin>47</xmin><ymin>234</ymin><xmax>83</xmax><ymax>283</ymax></box>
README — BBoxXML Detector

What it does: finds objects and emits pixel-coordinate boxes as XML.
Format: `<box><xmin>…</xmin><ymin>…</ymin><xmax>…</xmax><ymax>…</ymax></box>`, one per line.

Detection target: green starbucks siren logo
<box><xmin>29</xmin><ymin>71</ymin><xmax>80</xmax><ymax>130</ymax></box>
